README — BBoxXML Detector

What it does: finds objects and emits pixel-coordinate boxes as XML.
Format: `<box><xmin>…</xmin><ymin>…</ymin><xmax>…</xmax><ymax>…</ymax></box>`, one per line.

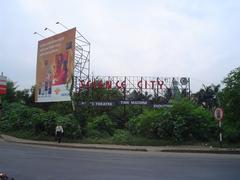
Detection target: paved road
<box><xmin>0</xmin><ymin>139</ymin><xmax>240</xmax><ymax>180</ymax></box>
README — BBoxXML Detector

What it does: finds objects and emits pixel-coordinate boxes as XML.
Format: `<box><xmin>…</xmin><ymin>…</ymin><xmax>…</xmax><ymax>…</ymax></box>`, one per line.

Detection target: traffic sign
<box><xmin>180</xmin><ymin>77</ymin><xmax>188</xmax><ymax>85</ymax></box>
<box><xmin>214</xmin><ymin>107</ymin><xmax>224</xmax><ymax>121</ymax></box>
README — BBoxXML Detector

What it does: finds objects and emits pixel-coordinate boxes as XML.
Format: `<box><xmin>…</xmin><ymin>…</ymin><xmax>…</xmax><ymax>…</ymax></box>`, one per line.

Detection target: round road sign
<box><xmin>180</xmin><ymin>77</ymin><xmax>188</xmax><ymax>85</ymax></box>
<box><xmin>214</xmin><ymin>107</ymin><xmax>224</xmax><ymax>121</ymax></box>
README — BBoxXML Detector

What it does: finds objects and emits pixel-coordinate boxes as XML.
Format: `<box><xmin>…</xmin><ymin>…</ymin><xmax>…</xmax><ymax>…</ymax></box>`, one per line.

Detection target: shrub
<box><xmin>2</xmin><ymin>103</ymin><xmax>35</xmax><ymax>131</ymax></box>
<box><xmin>153</xmin><ymin>108</ymin><xmax>174</xmax><ymax>139</ymax></box>
<box><xmin>128</xmin><ymin>110</ymin><xmax>161</xmax><ymax>137</ymax></box>
<box><xmin>31</xmin><ymin>109</ymin><xmax>45</xmax><ymax>134</ymax></box>
<box><xmin>223</xmin><ymin>122</ymin><xmax>240</xmax><ymax>143</ymax></box>
<box><xmin>49</xmin><ymin>102</ymin><xmax>72</xmax><ymax>115</ymax></box>
<box><xmin>57</xmin><ymin>114</ymin><xmax>82</xmax><ymax>139</ymax></box>
<box><xmin>170</xmin><ymin>99</ymin><xmax>216</xmax><ymax>141</ymax></box>
<box><xmin>128</xmin><ymin>99</ymin><xmax>216</xmax><ymax>142</ymax></box>
<box><xmin>112</xmin><ymin>129</ymin><xmax>132</xmax><ymax>144</ymax></box>
<box><xmin>40</xmin><ymin>111</ymin><xmax>59</xmax><ymax>136</ymax></box>
<box><xmin>86</xmin><ymin>113</ymin><xmax>115</xmax><ymax>137</ymax></box>
<box><xmin>1</xmin><ymin>102</ymin><xmax>82</xmax><ymax>139</ymax></box>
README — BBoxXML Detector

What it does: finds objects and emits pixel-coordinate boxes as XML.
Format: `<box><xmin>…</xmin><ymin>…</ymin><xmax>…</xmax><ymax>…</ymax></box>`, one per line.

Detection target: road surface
<box><xmin>0</xmin><ymin>139</ymin><xmax>240</xmax><ymax>180</ymax></box>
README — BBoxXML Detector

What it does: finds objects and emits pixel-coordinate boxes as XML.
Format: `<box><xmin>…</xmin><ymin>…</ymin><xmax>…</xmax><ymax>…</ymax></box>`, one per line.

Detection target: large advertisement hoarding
<box><xmin>35</xmin><ymin>28</ymin><xmax>76</xmax><ymax>102</ymax></box>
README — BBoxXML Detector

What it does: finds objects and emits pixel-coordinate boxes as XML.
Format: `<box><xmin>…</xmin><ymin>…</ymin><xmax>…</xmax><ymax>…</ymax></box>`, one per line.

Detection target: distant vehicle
<box><xmin>0</xmin><ymin>172</ymin><xmax>14</xmax><ymax>180</ymax></box>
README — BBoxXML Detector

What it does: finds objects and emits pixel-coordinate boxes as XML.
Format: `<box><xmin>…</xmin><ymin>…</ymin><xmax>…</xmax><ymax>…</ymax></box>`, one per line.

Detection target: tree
<box><xmin>2</xmin><ymin>80</ymin><xmax>35</xmax><ymax>105</ymax></box>
<box><xmin>220</xmin><ymin>67</ymin><xmax>240</xmax><ymax>142</ymax></box>
<box><xmin>193</xmin><ymin>84</ymin><xmax>220</xmax><ymax>111</ymax></box>
<box><xmin>29</xmin><ymin>85</ymin><xmax>36</xmax><ymax>104</ymax></box>
<box><xmin>2</xmin><ymin>81</ymin><xmax>17</xmax><ymax>103</ymax></box>
<box><xmin>16</xmin><ymin>89</ymin><xmax>31</xmax><ymax>104</ymax></box>
<box><xmin>127</xmin><ymin>90</ymin><xmax>152</xmax><ymax>101</ymax></box>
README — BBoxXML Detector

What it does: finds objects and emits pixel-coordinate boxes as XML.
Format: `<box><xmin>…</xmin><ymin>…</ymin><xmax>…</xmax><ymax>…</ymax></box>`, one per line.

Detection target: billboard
<box><xmin>35</xmin><ymin>28</ymin><xmax>76</xmax><ymax>102</ymax></box>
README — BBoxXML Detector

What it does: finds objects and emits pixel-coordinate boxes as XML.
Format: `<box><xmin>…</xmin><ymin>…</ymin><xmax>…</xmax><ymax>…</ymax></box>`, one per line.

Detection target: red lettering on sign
<box><xmin>150</xmin><ymin>81</ymin><xmax>155</xmax><ymax>89</ymax></box>
<box><xmin>78</xmin><ymin>79</ymin><xmax>166</xmax><ymax>91</ymax></box>
<box><xmin>92</xmin><ymin>80</ymin><xmax>97</xmax><ymax>89</ymax></box>
<box><xmin>106</xmin><ymin>81</ymin><xmax>112</xmax><ymax>90</ymax></box>
<box><xmin>80</xmin><ymin>80</ymin><xmax>85</xmax><ymax>88</ymax></box>
<box><xmin>145</xmin><ymin>81</ymin><xmax>148</xmax><ymax>89</ymax></box>
<box><xmin>98</xmin><ymin>80</ymin><xmax>103</xmax><ymax>89</ymax></box>
<box><xmin>86</xmin><ymin>81</ymin><xmax>91</xmax><ymax>89</ymax></box>
<box><xmin>121</xmin><ymin>81</ymin><xmax>126</xmax><ymax>89</ymax></box>
<box><xmin>137</xmin><ymin>81</ymin><xmax>142</xmax><ymax>89</ymax></box>
<box><xmin>158</xmin><ymin>80</ymin><xmax>164</xmax><ymax>89</ymax></box>
<box><xmin>116</xmin><ymin>81</ymin><xmax>121</xmax><ymax>89</ymax></box>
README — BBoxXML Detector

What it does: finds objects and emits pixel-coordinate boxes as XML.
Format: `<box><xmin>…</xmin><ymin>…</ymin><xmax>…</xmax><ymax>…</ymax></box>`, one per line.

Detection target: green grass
<box><xmin>3</xmin><ymin>130</ymin><xmax>54</xmax><ymax>141</ymax></box>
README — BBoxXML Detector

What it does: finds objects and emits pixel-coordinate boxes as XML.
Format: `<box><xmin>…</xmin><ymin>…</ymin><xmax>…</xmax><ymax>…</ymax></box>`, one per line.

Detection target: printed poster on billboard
<box><xmin>35</xmin><ymin>28</ymin><xmax>76</xmax><ymax>102</ymax></box>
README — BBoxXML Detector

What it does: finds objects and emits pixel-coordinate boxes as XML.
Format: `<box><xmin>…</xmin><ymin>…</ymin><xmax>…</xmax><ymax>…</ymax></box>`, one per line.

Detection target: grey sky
<box><xmin>0</xmin><ymin>0</ymin><xmax>239</xmax><ymax>92</ymax></box>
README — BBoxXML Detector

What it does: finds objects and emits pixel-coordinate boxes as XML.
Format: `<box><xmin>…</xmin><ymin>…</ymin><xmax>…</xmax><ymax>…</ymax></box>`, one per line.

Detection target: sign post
<box><xmin>213</xmin><ymin>107</ymin><xmax>224</xmax><ymax>148</ymax></box>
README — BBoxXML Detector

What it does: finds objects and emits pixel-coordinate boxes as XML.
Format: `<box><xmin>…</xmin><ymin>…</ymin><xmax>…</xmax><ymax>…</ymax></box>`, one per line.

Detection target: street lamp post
<box><xmin>44</xmin><ymin>27</ymin><xmax>56</xmax><ymax>34</ymax></box>
<box><xmin>56</xmin><ymin>21</ymin><xmax>68</xmax><ymax>30</ymax></box>
<box><xmin>33</xmin><ymin>32</ymin><xmax>45</xmax><ymax>38</ymax></box>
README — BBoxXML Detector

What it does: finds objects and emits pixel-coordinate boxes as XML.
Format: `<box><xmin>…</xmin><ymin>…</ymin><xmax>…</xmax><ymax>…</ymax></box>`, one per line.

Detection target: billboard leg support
<box><xmin>71</xmin><ymin>100</ymin><xmax>75</xmax><ymax>112</ymax></box>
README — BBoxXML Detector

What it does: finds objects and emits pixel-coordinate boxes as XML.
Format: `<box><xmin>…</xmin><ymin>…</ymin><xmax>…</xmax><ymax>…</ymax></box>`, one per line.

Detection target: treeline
<box><xmin>1</xmin><ymin>67</ymin><xmax>240</xmax><ymax>144</ymax></box>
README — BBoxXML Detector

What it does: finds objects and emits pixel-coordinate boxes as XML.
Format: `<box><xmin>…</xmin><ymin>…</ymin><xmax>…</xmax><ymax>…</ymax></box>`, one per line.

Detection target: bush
<box><xmin>153</xmin><ymin>108</ymin><xmax>174</xmax><ymax>139</ymax></box>
<box><xmin>31</xmin><ymin>109</ymin><xmax>45</xmax><ymax>134</ymax></box>
<box><xmin>128</xmin><ymin>110</ymin><xmax>161</xmax><ymax>137</ymax></box>
<box><xmin>57</xmin><ymin>114</ymin><xmax>82</xmax><ymax>139</ymax></box>
<box><xmin>85</xmin><ymin>129</ymin><xmax>111</xmax><ymax>138</ymax></box>
<box><xmin>49</xmin><ymin>102</ymin><xmax>73</xmax><ymax>115</ymax></box>
<box><xmin>223</xmin><ymin>122</ymin><xmax>240</xmax><ymax>143</ymax></box>
<box><xmin>2</xmin><ymin>103</ymin><xmax>37</xmax><ymax>131</ymax></box>
<box><xmin>1</xmin><ymin>102</ymin><xmax>82</xmax><ymax>139</ymax></box>
<box><xmin>42</xmin><ymin>111</ymin><xmax>59</xmax><ymax>136</ymax></box>
<box><xmin>112</xmin><ymin>129</ymin><xmax>132</xmax><ymax>144</ymax></box>
<box><xmin>128</xmin><ymin>99</ymin><xmax>216</xmax><ymax>142</ymax></box>
<box><xmin>169</xmin><ymin>99</ymin><xmax>215</xmax><ymax>141</ymax></box>
<box><xmin>86</xmin><ymin>113</ymin><xmax>115</xmax><ymax>137</ymax></box>
<box><xmin>1</xmin><ymin>99</ymin><xmax>217</xmax><ymax>143</ymax></box>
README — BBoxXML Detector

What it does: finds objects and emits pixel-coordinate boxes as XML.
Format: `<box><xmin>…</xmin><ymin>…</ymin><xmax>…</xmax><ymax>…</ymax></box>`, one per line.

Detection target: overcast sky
<box><xmin>1</xmin><ymin>0</ymin><xmax>239</xmax><ymax>92</ymax></box>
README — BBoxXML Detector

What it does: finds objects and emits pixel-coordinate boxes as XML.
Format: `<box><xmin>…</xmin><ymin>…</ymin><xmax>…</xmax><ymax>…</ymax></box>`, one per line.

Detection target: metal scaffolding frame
<box><xmin>34</xmin><ymin>23</ymin><xmax>191</xmax><ymax>106</ymax></box>
<box><xmin>74</xmin><ymin>30</ymin><xmax>90</xmax><ymax>93</ymax></box>
<box><xmin>70</xmin><ymin>28</ymin><xmax>191</xmax><ymax>103</ymax></box>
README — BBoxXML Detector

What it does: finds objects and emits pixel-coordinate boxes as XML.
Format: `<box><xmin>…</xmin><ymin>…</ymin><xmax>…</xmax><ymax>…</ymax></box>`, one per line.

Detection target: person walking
<box><xmin>55</xmin><ymin>124</ymin><xmax>64</xmax><ymax>143</ymax></box>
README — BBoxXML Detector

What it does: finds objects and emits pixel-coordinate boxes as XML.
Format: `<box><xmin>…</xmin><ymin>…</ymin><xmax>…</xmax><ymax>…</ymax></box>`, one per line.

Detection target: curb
<box><xmin>1</xmin><ymin>134</ymin><xmax>240</xmax><ymax>154</ymax></box>
<box><xmin>0</xmin><ymin>134</ymin><xmax>147</xmax><ymax>152</ymax></box>
<box><xmin>161</xmin><ymin>149</ymin><xmax>240</xmax><ymax>154</ymax></box>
